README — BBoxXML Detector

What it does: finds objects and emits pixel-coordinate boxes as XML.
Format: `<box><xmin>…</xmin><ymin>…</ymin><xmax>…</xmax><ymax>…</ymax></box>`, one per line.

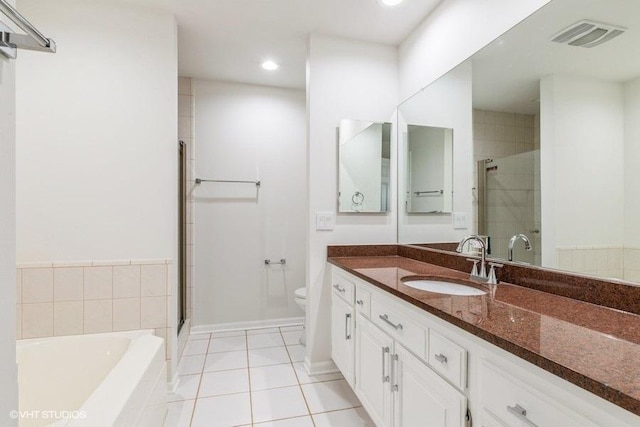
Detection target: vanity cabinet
<box><xmin>330</xmin><ymin>264</ymin><xmax>640</xmax><ymax>427</ymax></box>
<box><xmin>333</xmin><ymin>268</ymin><xmax>467</xmax><ymax>427</ymax></box>
<box><xmin>354</xmin><ymin>314</ymin><xmax>466</xmax><ymax>427</ymax></box>
<box><xmin>331</xmin><ymin>270</ymin><xmax>355</xmax><ymax>386</ymax></box>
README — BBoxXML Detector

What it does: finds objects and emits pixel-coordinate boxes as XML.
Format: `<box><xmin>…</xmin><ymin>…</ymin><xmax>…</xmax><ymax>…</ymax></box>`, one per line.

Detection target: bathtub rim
<box><xmin>17</xmin><ymin>329</ymin><xmax>166</xmax><ymax>427</ymax></box>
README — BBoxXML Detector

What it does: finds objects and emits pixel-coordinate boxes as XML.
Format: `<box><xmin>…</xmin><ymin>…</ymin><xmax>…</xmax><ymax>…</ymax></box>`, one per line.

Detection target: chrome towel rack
<box><xmin>0</xmin><ymin>0</ymin><xmax>56</xmax><ymax>59</ymax></box>
<box><xmin>414</xmin><ymin>189</ymin><xmax>443</xmax><ymax>196</ymax></box>
<box><xmin>265</xmin><ymin>259</ymin><xmax>286</xmax><ymax>265</ymax></box>
<box><xmin>195</xmin><ymin>178</ymin><xmax>261</xmax><ymax>187</ymax></box>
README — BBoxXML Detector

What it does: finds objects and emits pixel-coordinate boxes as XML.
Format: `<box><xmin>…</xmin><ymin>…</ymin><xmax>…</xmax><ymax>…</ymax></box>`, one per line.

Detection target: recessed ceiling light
<box><xmin>378</xmin><ymin>0</ymin><xmax>403</xmax><ymax>6</ymax></box>
<box><xmin>261</xmin><ymin>60</ymin><xmax>279</xmax><ymax>71</ymax></box>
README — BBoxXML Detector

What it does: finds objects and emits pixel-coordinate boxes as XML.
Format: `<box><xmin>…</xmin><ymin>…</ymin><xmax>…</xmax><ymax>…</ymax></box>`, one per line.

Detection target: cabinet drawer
<box><xmin>479</xmin><ymin>359</ymin><xmax>598</xmax><ymax>427</ymax></box>
<box><xmin>332</xmin><ymin>271</ymin><xmax>355</xmax><ymax>305</ymax></box>
<box><xmin>371</xmin><ymin>296</ymin><xmax>426</xmax><ymax>360</ymax></box>
<box><xmin>479</xmin><ymin>409</ymin><xmax>508</xmax><ymax>427</ymax></box>
<box><xmin>428</xmin><ymin>330</ymin><xmax>467</xmax><ymax>390</ymax></box>
<box><xmin>355</xmin><ymin>287</ymin><xmax>371</xmax><ymax>318</ymax></box>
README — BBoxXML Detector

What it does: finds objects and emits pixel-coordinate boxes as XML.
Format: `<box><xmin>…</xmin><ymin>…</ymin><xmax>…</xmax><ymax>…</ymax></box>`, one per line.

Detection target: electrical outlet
<box><xmin>453</xmin><ymin>212</ymin><xmax>468</xmax><ymax>229</ymax></box>
<box><xmin>316</xmin><ymin>211</ymin><xmax>335</xmax><ymax>231</ymax></box>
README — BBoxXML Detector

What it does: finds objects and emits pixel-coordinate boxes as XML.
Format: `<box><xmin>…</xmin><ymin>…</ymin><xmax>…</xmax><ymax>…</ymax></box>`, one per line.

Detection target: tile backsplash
<box><xmin>16</xmin><ymin>259</ymin><xmax>174</xmax><ymax>364</ymax></box>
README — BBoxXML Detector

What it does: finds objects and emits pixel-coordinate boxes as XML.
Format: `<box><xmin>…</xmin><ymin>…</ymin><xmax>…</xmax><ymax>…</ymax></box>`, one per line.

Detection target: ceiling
<box><xmin>472</xmin><ymin>0</ymin><xmax>640</xmax><ymax>114</ymax></box>
<box><xmin>170</xmin><ymin>0</ymin><xmax>441</xmax><ymax>89</ymax></box>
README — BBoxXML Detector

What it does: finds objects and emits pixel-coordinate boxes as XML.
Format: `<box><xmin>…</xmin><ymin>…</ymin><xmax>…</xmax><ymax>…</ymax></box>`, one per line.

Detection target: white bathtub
<box><xmin>17</xmin><ymin>330</ymin><xmax>167</xmax><ymax>427</ymax></box>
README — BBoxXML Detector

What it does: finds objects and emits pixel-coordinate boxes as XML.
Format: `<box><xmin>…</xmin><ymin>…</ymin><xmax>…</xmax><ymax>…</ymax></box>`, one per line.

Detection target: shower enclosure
<box><xmin>476</xmin><ymin>150</ymin><xmax>541</xmax><ymax>265</ymax></box>
<box><xmin>178</xmin><ymin>140</ymin><xmax>187</xmax><ymax>333</ymax></box>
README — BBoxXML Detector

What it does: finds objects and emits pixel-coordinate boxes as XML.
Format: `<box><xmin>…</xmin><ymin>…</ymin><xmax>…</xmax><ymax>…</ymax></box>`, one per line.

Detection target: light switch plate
<box><xmin>316</xmin><ymin>211</ymin><xmax>335</xmax><ymax>231</ymax></box>
<box><xmin>453</xmin><ymin>212</ymin><xmax>468</xmax><ymax>229</ymax></box>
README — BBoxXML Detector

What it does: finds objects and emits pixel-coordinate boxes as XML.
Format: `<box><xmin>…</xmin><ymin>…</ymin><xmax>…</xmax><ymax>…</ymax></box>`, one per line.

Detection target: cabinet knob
<box><xmin>356</xmin><ymin>299</ymin><xmax>364</xmax><ymax>306</ymax></box>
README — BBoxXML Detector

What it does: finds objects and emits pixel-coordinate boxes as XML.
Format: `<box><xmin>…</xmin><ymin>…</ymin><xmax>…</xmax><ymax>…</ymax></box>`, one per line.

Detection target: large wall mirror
<box><xmin>399</xmin><ymin>0</ymin><xmax>640</xmax><ymax>285</ymax></box>
<box><xmin>338</xmin><ymin>119</ymin><xmax>391</xmax><ymax>213</ymax></box>
<box><xmin>397</xmin><ymin>60</ymin><xmax>473</xmax><ymax>244</ymax></box>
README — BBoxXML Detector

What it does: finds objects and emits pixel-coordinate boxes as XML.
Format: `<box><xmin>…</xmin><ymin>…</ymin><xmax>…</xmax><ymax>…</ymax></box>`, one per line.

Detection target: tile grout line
<box><xmin>187</xmin><ymin>333</ymin><xmax>212</xmax><ymax>427</ymax></box>
<box><xmin>280</xmin><ymin>326</ymin><xmax>317</xmax><ymax>427</ymax></box>
<box><xmin>245</xmin><ymin>330</ymin><xmax>254</xmax><ymax>426</ymax></box>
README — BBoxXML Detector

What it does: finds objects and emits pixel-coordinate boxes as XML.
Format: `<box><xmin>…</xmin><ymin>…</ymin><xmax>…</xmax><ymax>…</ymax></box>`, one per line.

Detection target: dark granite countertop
<box><xmin>328</xmin><ymin>253</ymin><xmax>640</xmax><ymax>417</ymax></box>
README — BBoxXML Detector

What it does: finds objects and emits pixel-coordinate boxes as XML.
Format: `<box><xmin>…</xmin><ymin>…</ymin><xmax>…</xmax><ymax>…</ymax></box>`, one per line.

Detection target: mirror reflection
<box><xmin>406</xmin><ymin>125</ymin><xmax>453</xmax><ymax>214</ymax></box>
<box><xmin>338</xmin><ymin>119</ymin><xmax>391</xmax><ymax>213</ymax></box>
<box><xmin>398</xmin><ymin>0</ymin><xmax>640</xmax><ymax>284</ymax></box>
<box><xmin>397</xmin><ymin>62</ymin><xmax>472</xmax><ymax>244</ymax></box>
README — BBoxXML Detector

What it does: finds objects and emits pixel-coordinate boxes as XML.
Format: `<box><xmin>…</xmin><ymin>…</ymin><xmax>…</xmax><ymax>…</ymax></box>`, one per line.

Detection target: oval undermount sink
<box><xmin>402</xmin><ymin>279</ymin><xmax>486</xmax><ymax>296</ymax></box>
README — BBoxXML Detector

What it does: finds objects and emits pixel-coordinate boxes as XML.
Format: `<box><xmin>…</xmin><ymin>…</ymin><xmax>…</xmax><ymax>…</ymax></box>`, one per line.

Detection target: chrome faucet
<box><xmin>457</xmin><ymin>235</ymin><xmax>503</xmax><ymax>286</ymax></box>
<box><xmin>456</xmin><ymin>235</ymin><xmax>488</xmax><ymax>280</ymax></box>
<box><xmin>508</xmin><ymin>234</ymin><xmax>532</xmax><ymax>262</ymax></box>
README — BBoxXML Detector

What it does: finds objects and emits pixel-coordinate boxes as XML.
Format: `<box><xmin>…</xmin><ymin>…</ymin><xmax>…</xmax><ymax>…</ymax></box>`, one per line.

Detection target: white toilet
<box><xmin>294</xmin><ymin>287</ymin><xmax>307</xmax><ymax>346</ymax></box>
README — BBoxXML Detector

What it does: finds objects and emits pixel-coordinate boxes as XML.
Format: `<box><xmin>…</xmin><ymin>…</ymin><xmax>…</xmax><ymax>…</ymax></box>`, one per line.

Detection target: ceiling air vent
<box><xmin>552</xmin><ymin>20</ymin><xmax>626</xmax><ymax>48</ymax></box>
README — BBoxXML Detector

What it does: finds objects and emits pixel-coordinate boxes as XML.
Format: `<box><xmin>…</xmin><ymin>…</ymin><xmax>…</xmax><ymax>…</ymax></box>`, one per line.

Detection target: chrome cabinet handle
<box><xmin>381</xmin><ymin>347</ymin><xmax>390</xmax><ymax>383</ymax></box>
<box><xmin>507</xmin><ymin>404</ymin><xmax>538</xmax><ymax>427</ymax></box>
<box><xmin>391</xmin><ymin>353</ymin><xmax>399</xmax><ymax>392</ymax></box>
<box><xmin>434</xmin><ymin>353</ymin><xmax>448</xmax><ymax>364</ymax></box>
<box><xmin>356</xmin><ymin>299</ymin><xmax>364</xmax><ymax>306</ymax></box>
<box><xmin>344</xmin><ymin>313</ymin><xmax>351</xmax><ymax>340</ymax></box>
<box><xmin>379</xmin><ymin>314</ymin><xmax>403</xmax><ymax>330</ymax></box>
<box><xmin>333</xmin><ymin>284</ymin><xmax>345</xmax><ymax>293</ymax></box>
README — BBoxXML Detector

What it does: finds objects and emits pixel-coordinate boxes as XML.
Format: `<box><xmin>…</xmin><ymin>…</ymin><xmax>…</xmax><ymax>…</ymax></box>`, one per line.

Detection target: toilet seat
<box><xmin>294</xmin><ymin>287</ymin><xmax>306</xmax><ymax>299</ymax></box>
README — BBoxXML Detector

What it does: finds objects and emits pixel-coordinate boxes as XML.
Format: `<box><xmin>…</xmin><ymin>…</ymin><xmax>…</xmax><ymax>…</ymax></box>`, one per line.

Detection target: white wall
<box><xmin>398</xmin><ymin>0</ymin><xmax>551</xmax><ymax>101</ymax></box>
<box><xmin>306</xmin><ymin>34</ymin><xmax>398</xmax><ymax>371</ymax></box>
<box><xmin>192</xmin><ymin>79</ymin><xmax>306</xmax><ymax>328</ymax></box>
<box><xmin>397</xmin><ymin>62</ymin><xmax>473</xmax><ymax>243</ymax></box>
<box><xmin>15</xmin><ymin>0</ymin><xmax>179</xmax><ymax>380</ymax></box>
<box><xmin>624</xmin><ymin>77</ymin><xmax>640</xmax><ymax>246</ymax></box>
<box><xmin>16</xmin><ymin>0</ymin><xmax>178</xmax><ymax>263</ymax></box>
<box><xmin>540</xmin><ymin>75</ymin><xmax>625</xmax><ymax>266</ymax></box>
<box><xmin>0</xmin><ymin>4</ymin><xmax>18</xmax><ymax>422</ymax></box>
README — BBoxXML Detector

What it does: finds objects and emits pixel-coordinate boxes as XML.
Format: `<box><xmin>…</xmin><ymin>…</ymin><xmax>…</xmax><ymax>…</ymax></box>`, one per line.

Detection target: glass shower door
<box><xmin>477</xmin><ymin>150</ymin><xmax>541</xmax><ymax>265</ymax></box>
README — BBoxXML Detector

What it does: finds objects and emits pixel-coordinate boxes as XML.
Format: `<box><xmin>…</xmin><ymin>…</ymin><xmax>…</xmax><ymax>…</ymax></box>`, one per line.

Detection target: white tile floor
<box><xmin>164</xmin><ymin>325</ymin><xmax>375</xmax><ymax>427</ymax></box>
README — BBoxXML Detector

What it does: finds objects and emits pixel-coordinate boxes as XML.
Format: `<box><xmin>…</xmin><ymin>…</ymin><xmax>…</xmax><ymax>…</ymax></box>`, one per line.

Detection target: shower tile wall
<box><xmin>178</xmin><ymin>77</ymin><xmax>195</xmax><ymax>364</ymax></box>
<box><xmin>554</xmin><ymin>245</ymin><xmax>640</xmax><ymax>281</ymax></box>
<box><xmin>624</xmin><ymin>248</ymin><xmax>640</xmax><ymax>282</ymax></box>
<box><xmin>473</xmin><ymin>109</ymin><xmax>538</xmax><ymax>264</ymax></box>
<box><xmin>16</xmin><ymin>260</ymin><xmax>174</xmax><ymax>364</ymax></box>
<box><xmin>179</xmin><ymin>76</ymin><xmax>194</xmax><ymax>325</ymax></box>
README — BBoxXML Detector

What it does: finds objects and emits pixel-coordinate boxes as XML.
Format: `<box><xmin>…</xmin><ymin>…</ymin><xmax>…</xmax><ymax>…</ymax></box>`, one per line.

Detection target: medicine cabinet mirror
<box><xmin>338</xmin><ymin>119</ymin><xmax>391</xmax><ymax>213</ymax></box>
<box><xmin>404</xmin><ymin>125</ymin><xmax>453</xmax><ymax>214</ymax></box>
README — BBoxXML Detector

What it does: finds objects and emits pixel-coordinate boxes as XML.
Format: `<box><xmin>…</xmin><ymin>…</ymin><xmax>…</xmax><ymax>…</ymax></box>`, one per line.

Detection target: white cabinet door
<box><xmin>394</xmin><ymin>345</ymin><xmax>466</xmax><ymax>427</ymax></box>
<box><xmin>355</xmin><ymin>313</ymin><xmax>394</xmax><ymax>427</ymax></box>
<box><xmin>331</xmin><ymin>293</ymin><xmax>355</xmax><ymax>385</ymax></box>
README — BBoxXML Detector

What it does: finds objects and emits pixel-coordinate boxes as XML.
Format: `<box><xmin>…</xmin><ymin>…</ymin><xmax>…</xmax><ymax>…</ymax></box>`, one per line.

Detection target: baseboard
<box><xmin>167</xmin><ymin>369</ymin><xmax>180</xmax><ymax>393</ymax></box>
<box><xmin>190</xmin><ymin>316</ymin><xmax>304</xmax><ymax>335</ymax></box>
<box><xmin>304</xmin><ymin>357</ymin><xmax>339</xmax><ymax>376</ymax></box>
